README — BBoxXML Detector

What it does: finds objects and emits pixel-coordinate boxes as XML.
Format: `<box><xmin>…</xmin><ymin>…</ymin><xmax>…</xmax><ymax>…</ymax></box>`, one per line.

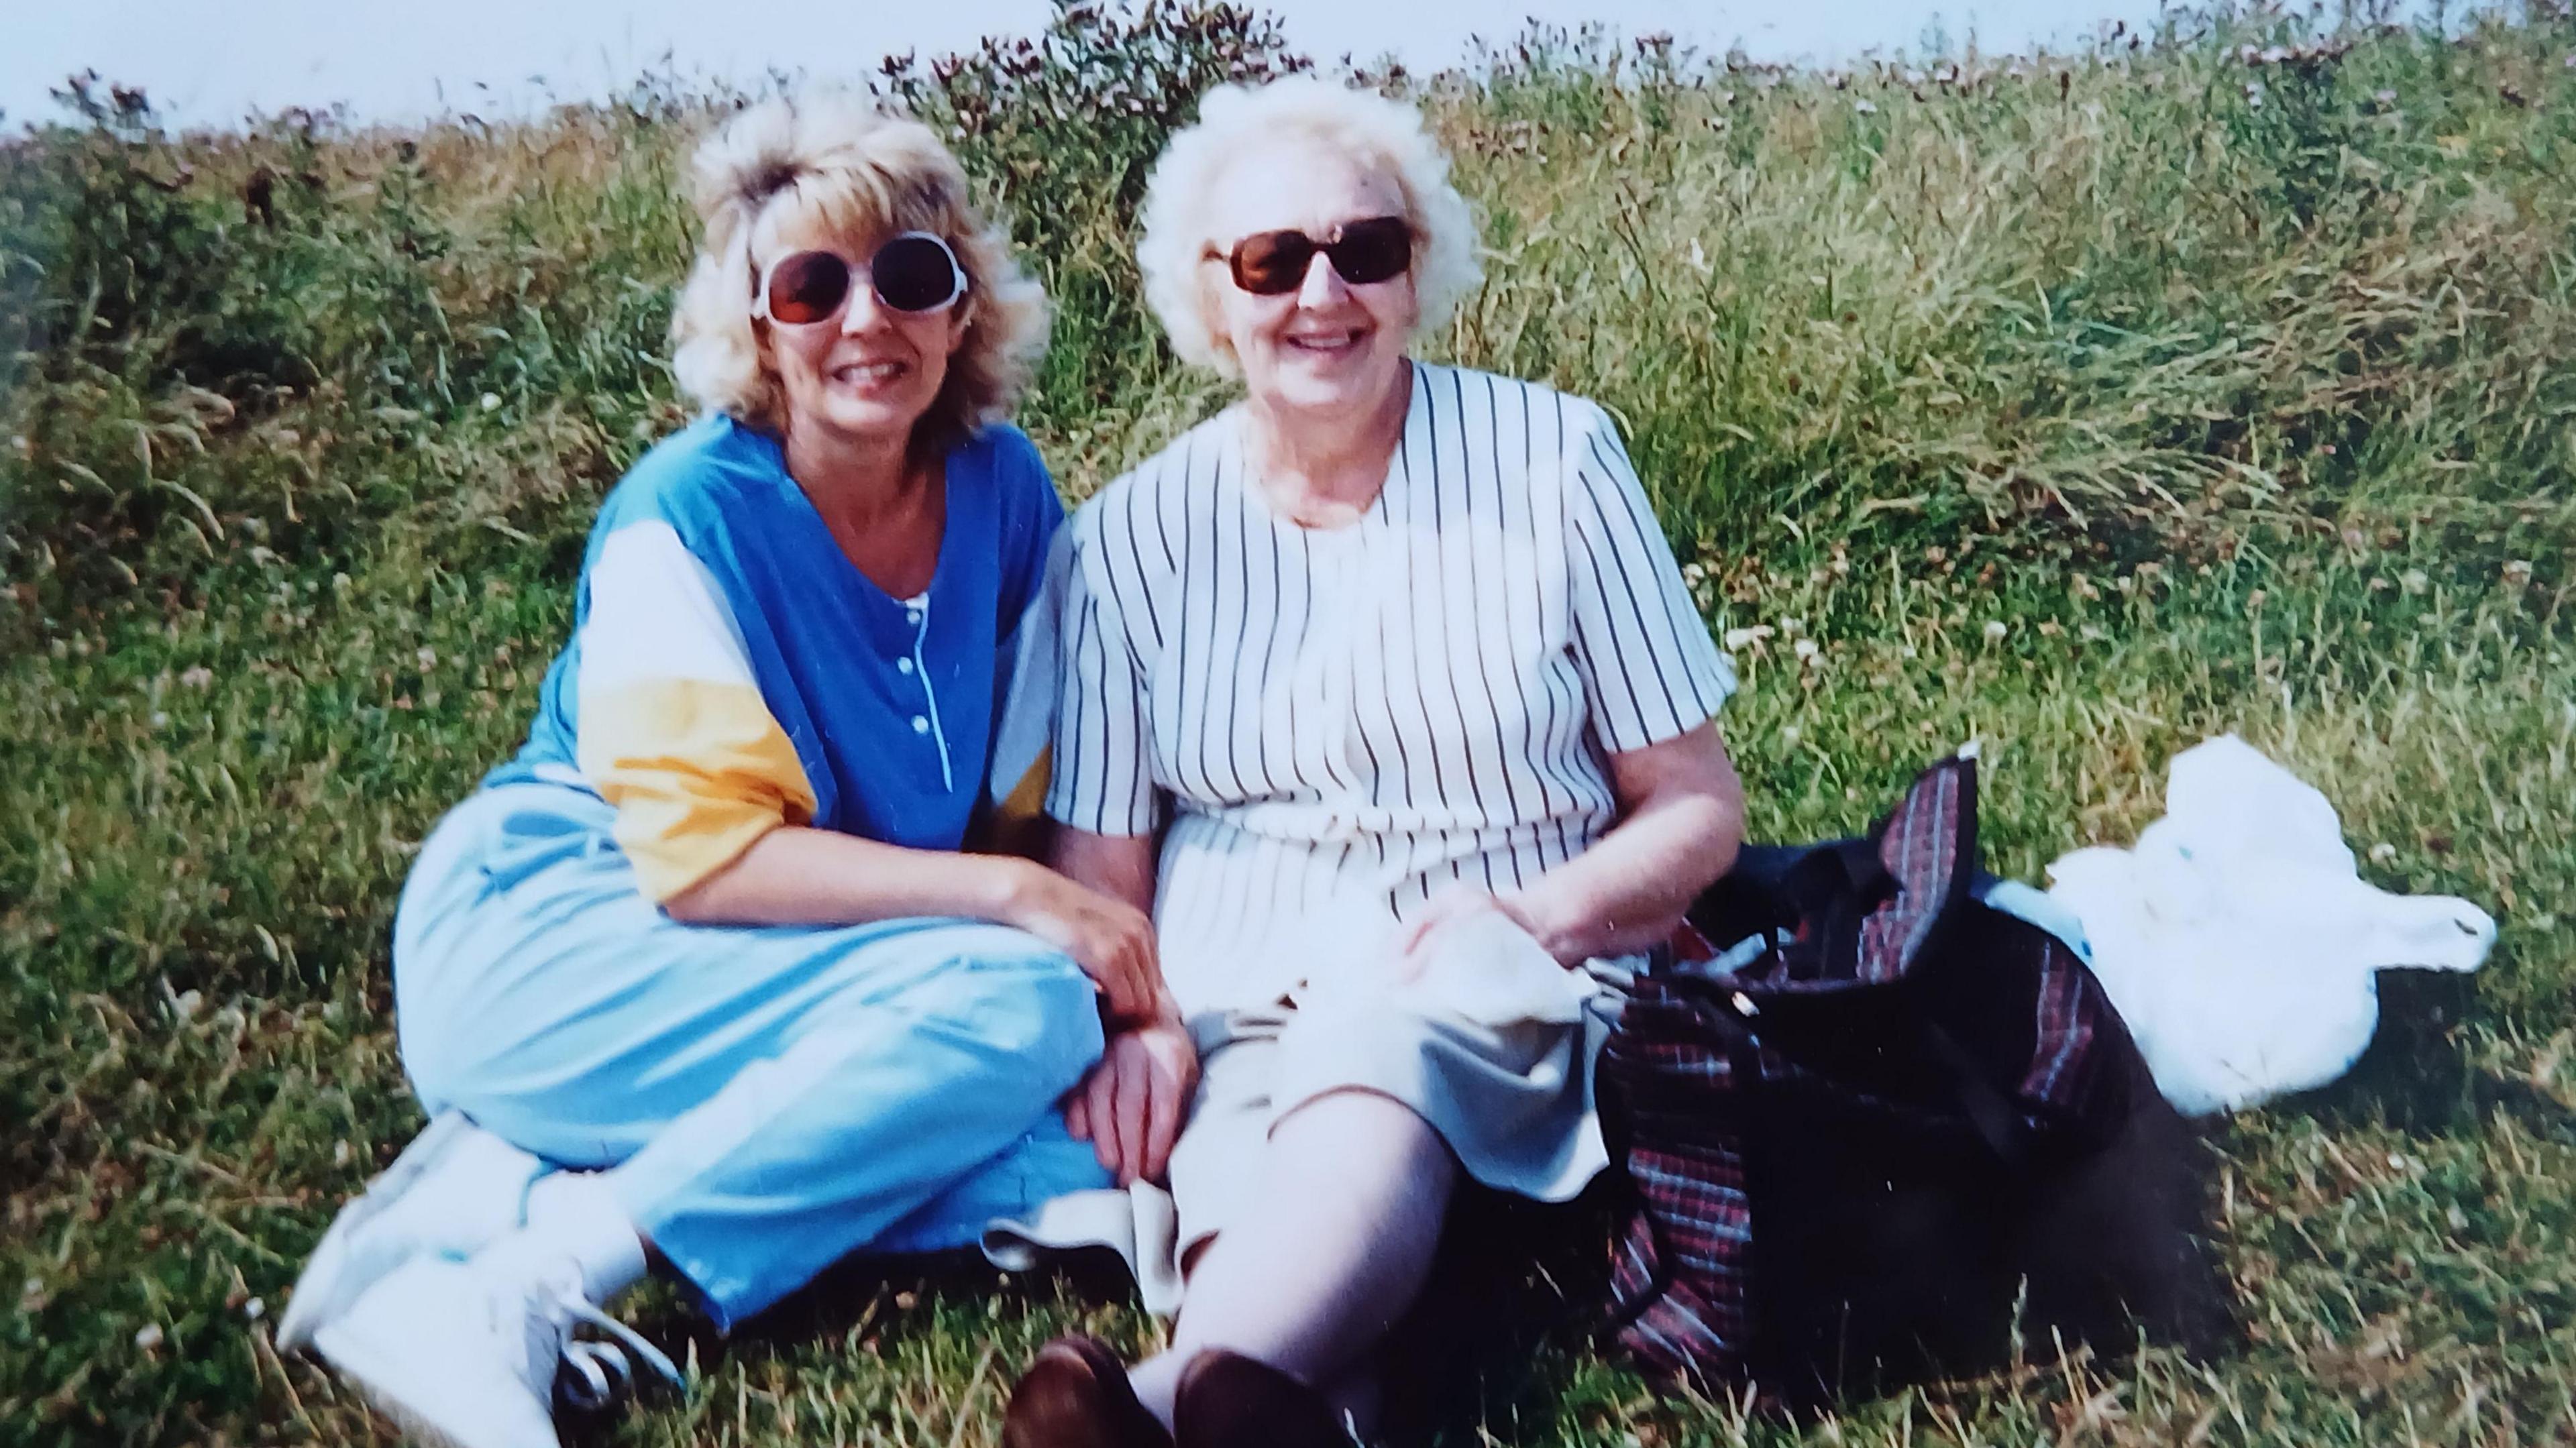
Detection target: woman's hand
<box><xmin>1066</xmin><ymin>1016</ymin><xmax>1198</xmax><ymax>1186</ymax></box>
<box><xmin>1394</xmin><ymin>889</ymin><xmax>1559</xmax><ymax>976</ymax></box>
<box><xmin>1418</xmin><ymin>724</ymin><xmax>1742</xmax><ymax>970</ymax></box>
<box><xmin>1001</xmin><ymin>861</ymin><xmax>1163</xmax><ymax>1024</ymax></box>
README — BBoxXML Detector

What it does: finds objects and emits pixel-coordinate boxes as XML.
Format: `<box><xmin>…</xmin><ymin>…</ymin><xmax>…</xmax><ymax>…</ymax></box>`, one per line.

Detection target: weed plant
<box><xmin>1</xmin><ymin>2</ymin><xmax>2572</xmax><ymax>1444</ymax></box>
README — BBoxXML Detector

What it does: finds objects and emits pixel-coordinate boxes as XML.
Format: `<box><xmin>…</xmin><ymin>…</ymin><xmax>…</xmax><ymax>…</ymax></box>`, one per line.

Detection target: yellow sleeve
<box><xmin>574</xmin><ymin>520</ymin><xmax>817</xmax><ymax>902</ymax></box>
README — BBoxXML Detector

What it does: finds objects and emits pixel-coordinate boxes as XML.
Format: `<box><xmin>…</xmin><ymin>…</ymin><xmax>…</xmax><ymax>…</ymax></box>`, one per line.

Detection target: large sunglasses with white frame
<box><xmin>752</xmin><ymin>231</ymin><xmax>969</xmax><ymax>325</ymax></box>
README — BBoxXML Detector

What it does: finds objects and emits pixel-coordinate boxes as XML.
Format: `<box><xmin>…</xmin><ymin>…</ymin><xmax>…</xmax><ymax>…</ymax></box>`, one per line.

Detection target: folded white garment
<box><xmin>2045</xmin><ymin>735</ymin><xmax>2496</xmax><ymax>1116</ymax></box>
<box><xmin>982</xmin><ymin>1182</ymin><xmax>1187</xmax><ymax>1317</ymax></box>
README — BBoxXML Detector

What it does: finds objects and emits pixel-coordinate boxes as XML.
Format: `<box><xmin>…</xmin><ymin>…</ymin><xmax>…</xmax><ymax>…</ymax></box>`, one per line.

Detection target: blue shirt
<box><xmin>486</xmin><ymin>412</ymin><xmax>1062</xmax><ymax>896</ymax></box>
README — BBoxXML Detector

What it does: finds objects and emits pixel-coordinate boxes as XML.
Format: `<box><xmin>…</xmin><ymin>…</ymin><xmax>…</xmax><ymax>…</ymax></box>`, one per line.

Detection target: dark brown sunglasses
<box><xmin>1213</xmin><ymin>215</ymin><xmax>1413</xmax><ymax>295</ymax></box>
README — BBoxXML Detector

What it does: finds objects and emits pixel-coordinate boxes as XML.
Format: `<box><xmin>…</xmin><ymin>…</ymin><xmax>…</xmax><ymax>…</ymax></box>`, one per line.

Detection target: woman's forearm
<box><xmin>1049</xmin><ymin>827</ymin><xmax>1172</xmax><ymax>1018</ymax></box>
<box><xmin>1049</xmin><ymin>826</ymin><xmax>1159</xmax><ymax>915</ymax></box>
<box><xmin>1513</xmin><ymin>795</ymin><xmax>1741</xmax><ymax>962</ymax></box>
<box><xmin>661</xmin><ymin>824</ymin><xmax>1033</xmax><ymax>928</ymax></box>
<box><xmin>1510</xmin><ymin>722</ymin><xmax>1746</xmax><ymax>964</ymax></box>
<box><xmin>672</xmin><ymin>822</ymin><xmax>1168</xmax><ymax>1021</ymax></box>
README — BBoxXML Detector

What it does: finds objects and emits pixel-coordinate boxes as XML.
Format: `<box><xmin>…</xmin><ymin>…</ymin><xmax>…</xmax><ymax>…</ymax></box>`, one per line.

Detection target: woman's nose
<box><xmin>840</xmin><ymin>278</ymin><xmax>892</xmax><ymax>333</ymax></box>
<box><xmin>1296</xmin><ymin>249</ymin><xmax>1348</xmax><ymax>308</ymax></box>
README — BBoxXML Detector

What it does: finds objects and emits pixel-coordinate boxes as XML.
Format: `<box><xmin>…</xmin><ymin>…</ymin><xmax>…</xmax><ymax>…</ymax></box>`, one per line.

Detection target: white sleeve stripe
<box><xmin>579</xmin><ymin>520</ymin><xmax>756</xmax><ymax>692</ymax></box>
<box><xmin>1570</xmin><ymin>404</ymin><xmax>1735</xmax><ymax>747</ymax></box>
<box><xmin>1049</xmin><ymin>506</ymin><xmax>1157</xmax><ymax>836</ymax></box>
<box><xmin>1585</xmin><ymin>425</ymin><xmax>1730</xmax><ymax>716</ymax></box>
<box><xmin>1578</xmin><ymin>431</ymin><xmax>1692</xmax><ymax>734</ymax></box>
<box><xmin>1570</xmin><ymin>498</ymin><xmax>1668</xmax><ymax>740</ymax></box>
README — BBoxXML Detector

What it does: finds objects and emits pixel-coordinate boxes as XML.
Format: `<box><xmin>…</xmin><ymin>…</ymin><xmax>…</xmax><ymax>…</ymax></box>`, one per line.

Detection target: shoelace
<box><xmin>549</xmin><ymin>1290</ymin><xmax>684</xmax><ymax>1412</ymax></box>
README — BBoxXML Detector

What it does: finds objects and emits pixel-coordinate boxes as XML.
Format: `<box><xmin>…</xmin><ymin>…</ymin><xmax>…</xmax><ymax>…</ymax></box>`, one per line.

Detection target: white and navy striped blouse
<box><xmin>1046</xmin><ymin>361</ymin><xmax>1737</xmax><ymax>1014</ymax></box>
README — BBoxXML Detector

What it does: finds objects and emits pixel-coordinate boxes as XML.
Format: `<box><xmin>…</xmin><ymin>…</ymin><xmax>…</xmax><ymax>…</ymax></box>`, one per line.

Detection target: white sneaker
<box><xmin>313</xmin><ymin>1251</ymin><xmax>680</xmax><ymax>1448</ymax></box>
<box><xmin>278</xmin><ymin>1111</ymin><xmax>542</xmax><ymax>1353</ymax></box>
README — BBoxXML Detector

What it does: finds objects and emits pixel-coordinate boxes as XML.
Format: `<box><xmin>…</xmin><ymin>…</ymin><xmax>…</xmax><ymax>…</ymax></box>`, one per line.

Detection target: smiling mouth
<box><xmin>830</xmin><ymin>360</ymin><xmax>910</xmax><ymax>386</ymax></box>
<box><xmin>1284</xmin><ymin>329</ymin><xmax>1366</xmax><ymax>354</ymax></box>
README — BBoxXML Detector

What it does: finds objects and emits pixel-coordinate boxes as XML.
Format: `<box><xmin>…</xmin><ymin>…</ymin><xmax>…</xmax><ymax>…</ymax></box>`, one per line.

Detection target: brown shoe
<box><xmin>1003</xmin><ymin>1334</ymin><xmax>1171</xmax><ymax>1448</ymax></box>
<box><xmin>1173</xmin><ymin>1349</ymin><xmax>1353</xmax><ymax>1448</ymax></box>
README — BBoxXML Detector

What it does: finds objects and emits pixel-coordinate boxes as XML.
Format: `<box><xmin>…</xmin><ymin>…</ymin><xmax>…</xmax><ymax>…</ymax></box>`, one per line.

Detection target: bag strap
<box><xmin>1593</xmin><ymin>1017</ymin><xmax>1678</xmax><ymax>1332</ymax></box>
<box><xmin>1921</xmin><ymin>1020</ymin><xmax>2033</xmax><ymax>1170</ymax></box>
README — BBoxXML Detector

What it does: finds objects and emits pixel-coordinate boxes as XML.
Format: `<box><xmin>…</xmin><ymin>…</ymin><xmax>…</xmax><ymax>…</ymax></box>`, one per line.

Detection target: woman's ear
<box><xmin>945</xmin><ymin>298</ymin><xmax>973</xmax><ymax>354</ymax></box>
<box><xmin>1195</xmin><ymin>270</ymin><xmax>1236</xmax><ymax>372</ymax></box>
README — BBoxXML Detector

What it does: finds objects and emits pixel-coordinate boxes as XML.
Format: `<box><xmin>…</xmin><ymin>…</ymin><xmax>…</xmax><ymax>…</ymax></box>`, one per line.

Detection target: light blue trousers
<box><xmin>390</xmin><ymin>783</ymin><xmax>1112</xmax><ymax>1329</ymax></box>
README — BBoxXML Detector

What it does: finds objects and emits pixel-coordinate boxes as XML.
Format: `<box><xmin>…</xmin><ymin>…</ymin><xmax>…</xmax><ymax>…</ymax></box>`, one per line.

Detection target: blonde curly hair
<box><xmin>1136</xmin><ymin>77</ymin><xmax>1483</xmax><ymax>376</ymax></box>
<box><xmin>669</xmin><ymin>93</ymin><xmax>1048</xmax><ymax>457</ymax></box>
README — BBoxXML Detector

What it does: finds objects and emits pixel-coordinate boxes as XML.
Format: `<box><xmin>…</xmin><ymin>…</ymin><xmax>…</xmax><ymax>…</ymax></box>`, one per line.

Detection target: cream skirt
<box><xmin>981</xmin><ymin>910</ymin><xmax>1623</xmax><ymax>1315</ymax></box>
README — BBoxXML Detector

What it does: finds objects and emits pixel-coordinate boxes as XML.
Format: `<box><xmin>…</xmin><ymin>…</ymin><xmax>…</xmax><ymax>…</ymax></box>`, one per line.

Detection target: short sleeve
<box><xmin>979</xmin><ymin>525</ymin><xmax>1071</xmax><ymax>858</ymax></box>
<box><xmin>1045</xmin><ymin>504</ymin><xmax>1159</xmax><ymax>836</ymax></box>
<box><xmin>1564</xmin><ymin>403</ymin><xmax>1738</xmax><ymax>753</ymax></box>
<box><xmin>990</xmin><ymin>427</ymin><xmax>1067</xmax><ymax>633</ymax></box>
<box><xmin>574</xmin><ymin>518</ymin><xmax>817</xmax><ymax>901</ymax></box>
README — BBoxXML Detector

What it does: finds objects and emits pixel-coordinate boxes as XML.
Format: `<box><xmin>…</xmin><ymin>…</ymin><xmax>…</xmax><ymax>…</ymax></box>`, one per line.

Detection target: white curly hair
<box><xmin>668</xmin><ymin>93</ymin><xmax>1049</xmax><ymax>456</ymax></box>
<box><xmin>1135</xmin><ymin>77</ymin><xmax>1483</xmax><ymax>376</ymax></box>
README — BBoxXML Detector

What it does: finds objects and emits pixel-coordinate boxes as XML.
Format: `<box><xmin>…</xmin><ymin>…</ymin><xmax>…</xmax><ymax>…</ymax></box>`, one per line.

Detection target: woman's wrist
<box><xmin>981</xmin><ymin>854</ymin><xmax>1046</xmax><ymax>924</ymax></box>
<box><xmin>1499</xmin><ymin>885</ymin><xmax>1586</xmax><ymax>965</ymax></box>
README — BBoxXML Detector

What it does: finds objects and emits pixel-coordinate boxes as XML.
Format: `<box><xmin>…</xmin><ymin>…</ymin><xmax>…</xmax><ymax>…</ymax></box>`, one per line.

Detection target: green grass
<box><xmin>4</xmin><ymin>3</ymin><xmax>2573</xmax><ymax>1444</ymax></box>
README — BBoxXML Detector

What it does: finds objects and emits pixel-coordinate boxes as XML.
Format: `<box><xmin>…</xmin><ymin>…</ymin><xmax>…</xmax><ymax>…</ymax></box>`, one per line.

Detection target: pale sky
<box><xmin>6</xmin><ymin>0</ymin><xmax>2455</xmax><ymax>131</ymax></box>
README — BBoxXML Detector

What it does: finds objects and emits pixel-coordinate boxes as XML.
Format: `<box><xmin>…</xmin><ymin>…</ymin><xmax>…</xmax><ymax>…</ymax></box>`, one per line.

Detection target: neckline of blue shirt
<box><xmin>722</xmin><ymin>414</ymin><xmax>969</xmax><ymax>620</ymax></box>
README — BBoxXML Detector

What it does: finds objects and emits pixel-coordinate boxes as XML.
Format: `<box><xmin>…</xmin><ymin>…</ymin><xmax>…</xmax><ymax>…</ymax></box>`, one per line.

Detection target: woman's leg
<box><xmin>418</xmin><ymin>917</ymin><xmax>1103</xmax><ymax>1326</ymax></box>
<box><xmin>1126</xmin><ymin>1089</ymin><xmax>1456</xmax><ymax>1433</ymax></box>
<box><xmin>396</xmin><ymin>791</ymin><xmax>1106</xmax><ymax>1327</ymax></box>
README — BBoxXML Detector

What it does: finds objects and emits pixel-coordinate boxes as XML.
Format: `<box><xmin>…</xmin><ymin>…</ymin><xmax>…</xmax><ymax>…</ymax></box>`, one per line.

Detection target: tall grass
<box><xmin>2</xmin><ymin>3</ymin><xmax>2572</xmax><ymax>1445</ymax></box>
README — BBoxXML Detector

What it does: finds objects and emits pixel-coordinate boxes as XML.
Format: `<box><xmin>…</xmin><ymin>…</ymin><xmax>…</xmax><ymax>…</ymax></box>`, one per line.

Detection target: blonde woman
<box><xmin>1004</xmin><ymin>78</ymin><xmax>1747</xmax><ymax>1448</ymax></box>
<box><xmin>275</xmin><ymin>95</ymin><xmax>1169</xmax><ymax>1448</ymax></box>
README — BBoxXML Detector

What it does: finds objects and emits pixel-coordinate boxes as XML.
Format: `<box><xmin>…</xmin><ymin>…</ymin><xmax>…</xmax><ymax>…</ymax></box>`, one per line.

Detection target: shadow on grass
<box><xmin>585</xmin><ymin>1067</ymin><xmax>2303</xmax><ymax>1448</ymax></box>
<box><xmin>1383</xmin><ymin>1186</ymin><xmax>1623</xmax><ymax>1446</ymax></box>
<box><xmin>2288</xmin><ymin>970</ymin><xmax>2576</xmax><ymax>1146</ymax></box>
<box><xmin>558</xmin><ymin>1246</ymin><xmax>1152</xmax><ymax>1447</ymax></box>
<box><xmin>580</xmin><ymin>1171</ymin><xmax>2253</xmax><ymax>1448</ymax></box>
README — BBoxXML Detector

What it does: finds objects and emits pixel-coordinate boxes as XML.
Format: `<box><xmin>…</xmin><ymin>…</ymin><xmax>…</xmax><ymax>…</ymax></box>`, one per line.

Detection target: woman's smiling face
<box><xmin>752</xmin><ymin>205</ymin><xmax>969</xmax><ymax>455</ymax></box>
<box><xmin>1201</xmin><ymin>137</ymin><xmax>1419</xmax><ymax>419</ymax></box>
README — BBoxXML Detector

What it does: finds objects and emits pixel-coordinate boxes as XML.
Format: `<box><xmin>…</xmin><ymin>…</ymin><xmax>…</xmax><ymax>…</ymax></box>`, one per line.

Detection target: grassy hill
<box><xmin>3</xmin><ymin>3</ymin><xmax>2571</xmax><ymax>1443</ymax></box>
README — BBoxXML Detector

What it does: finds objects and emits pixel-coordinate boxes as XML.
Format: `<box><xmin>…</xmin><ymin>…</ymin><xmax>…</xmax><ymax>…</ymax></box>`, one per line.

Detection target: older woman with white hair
<box><xmin>274</xmin><ymin>95</ymin><xmax>1169</xmax><ymax>1448</ymax></box>
<box><xmin>1002</xmin><ymin>77</ymin><xmax>1747</xmax><ymax>1448</ymax></box>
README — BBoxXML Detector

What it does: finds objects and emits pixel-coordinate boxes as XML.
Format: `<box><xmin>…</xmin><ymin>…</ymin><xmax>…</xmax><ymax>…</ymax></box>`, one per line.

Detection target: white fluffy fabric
<box><xmin>2046</xmin><ymin>735</ymin><xmax>2496</xmax><ymax>1116</ymax></box>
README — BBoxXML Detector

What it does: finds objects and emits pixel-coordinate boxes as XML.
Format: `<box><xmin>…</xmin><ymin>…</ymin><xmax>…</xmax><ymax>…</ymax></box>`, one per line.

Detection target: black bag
<box><xmin>1597</xmin><ymin>753</ymin><xmax>2224</xmax><ymax>1406</ymax></box>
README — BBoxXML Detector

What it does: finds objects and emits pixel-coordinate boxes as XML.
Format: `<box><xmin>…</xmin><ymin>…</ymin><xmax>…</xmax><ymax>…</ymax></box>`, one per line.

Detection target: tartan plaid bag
<box><xmin>1597</xmin><ymin>753</ymin><xmax>2222</xmax><ymax>1405</ymax></box>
